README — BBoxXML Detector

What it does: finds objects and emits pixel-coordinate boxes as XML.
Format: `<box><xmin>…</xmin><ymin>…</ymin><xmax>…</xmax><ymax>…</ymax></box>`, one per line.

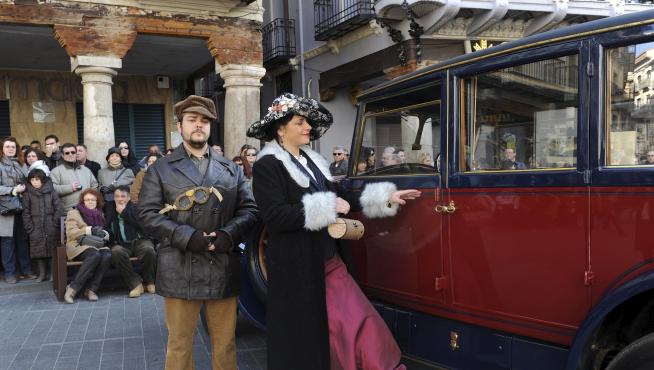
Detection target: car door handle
<box><xmin>435</xmin><ymin>201</ymin><xmax>456</xmax><ymax>214</ymax></box>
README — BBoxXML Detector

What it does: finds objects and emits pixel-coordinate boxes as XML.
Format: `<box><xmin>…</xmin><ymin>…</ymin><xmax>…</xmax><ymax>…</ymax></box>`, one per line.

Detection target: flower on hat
<box><xmin>248</xmin><ymin>93</ymin><xmax>333</xmax><ymax>142</ymax></box>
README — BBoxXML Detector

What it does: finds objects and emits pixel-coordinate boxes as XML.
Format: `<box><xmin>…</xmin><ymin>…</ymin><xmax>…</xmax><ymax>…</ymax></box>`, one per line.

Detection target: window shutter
<box><xmin>75</xmin><ymin>103</ymin><xmax>164</xmax><ymax>159</ymax></box>
<box><xmin>113</xmin><ymin>103</ymin><xmax>131</xmax><ymax>148</ymax></box>
<box><xmin>132</xmin><ymin>104</ymin><xmax>165</xmax><ymax>159</ymax></box>
<box><xmin>0</xmin><ymin>101</ymin><xmax>10</xmax><ymax>138</ymax></box>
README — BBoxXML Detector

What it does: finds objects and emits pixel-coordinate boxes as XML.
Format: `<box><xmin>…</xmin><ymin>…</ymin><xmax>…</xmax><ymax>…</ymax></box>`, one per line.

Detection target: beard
<box><xmin>188</xmin><ymin>137</ymin><xmax>207</xmax><ymax>149</ymax></box>
<box><xmin>186</xmin><ymin>131</ymin><xmax>208</xmax><ymax>149</ymax></box>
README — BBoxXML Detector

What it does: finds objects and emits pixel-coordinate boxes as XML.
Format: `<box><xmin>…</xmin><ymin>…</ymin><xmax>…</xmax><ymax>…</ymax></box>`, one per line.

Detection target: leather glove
<box><xmin>212</xmin><ymin>231</ymin><xmax>233</xmax><ymax>253</ymax></box>
<box><xmin>107</xmin><ymin>184</ymin><xmax>116</xmax><ymax>193</ymax></box>
<box><xmin>91</xmin><ymin>226</ymin><xmax>105</xmax><ymax>237</ymax></box>
<box><xmin>187</xmin><ymin>230</ymin><xmax>210</xmax><ymax>253</ymax></box>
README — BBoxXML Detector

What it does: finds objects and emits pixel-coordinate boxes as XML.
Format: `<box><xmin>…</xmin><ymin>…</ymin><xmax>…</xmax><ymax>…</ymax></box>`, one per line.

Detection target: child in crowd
<box><xmin>22</xmin><ymin>169</ymin><xmax>63</xmax><ymax>282</ymax></box>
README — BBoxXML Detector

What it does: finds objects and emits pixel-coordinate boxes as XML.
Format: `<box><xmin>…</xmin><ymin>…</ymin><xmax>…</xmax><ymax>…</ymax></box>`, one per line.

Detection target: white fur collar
<box><xmin>257</xmin><ymin>141</ymin><xmax>334</xmax><ymax>188</ymax></box>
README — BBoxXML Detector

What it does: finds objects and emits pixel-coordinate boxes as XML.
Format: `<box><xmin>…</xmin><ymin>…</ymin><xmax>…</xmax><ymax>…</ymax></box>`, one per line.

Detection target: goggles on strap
<box><xmin>159</xmin><ymin>186</ymin><xmax>223</xmax><ymax>215</ymax></box>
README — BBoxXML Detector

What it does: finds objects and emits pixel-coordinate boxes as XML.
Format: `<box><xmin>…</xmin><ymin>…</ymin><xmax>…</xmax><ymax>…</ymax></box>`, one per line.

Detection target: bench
<box><xmin>53</xmin><ymin>217</ymin><xmax>140</xmax><ymax>301</ymax></box>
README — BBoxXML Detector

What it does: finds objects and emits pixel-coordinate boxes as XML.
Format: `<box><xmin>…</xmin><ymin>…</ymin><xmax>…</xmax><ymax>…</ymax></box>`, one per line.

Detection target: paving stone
<box><xmin>53</xmin><ymin>356</ymin><xmax>78</xmax><ymax>370</ymax></box>
<box><xmin>0</xmin><ymin>289</ymin><xmax>267</xmax><ymax>370</ymax></box>
<box><xmin>102</xmin><ymin>339</ymin><xmax>124</xmax><ymax>354</ymax></box>
<box><xmin>7</xmin><ymin>348</ymin><xmax>38</xmax><ymax>370</ymax></box>
<box><xmin>59</xmin><ymin>343</ymin><xmax>83</xmax><ymax>357</ymax></box>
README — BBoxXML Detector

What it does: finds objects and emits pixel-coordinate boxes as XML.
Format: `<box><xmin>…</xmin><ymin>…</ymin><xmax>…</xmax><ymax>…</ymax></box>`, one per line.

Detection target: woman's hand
<box><xmin>390</xmin><ymin>189</ymin><xmax>422</xmax><ymax>205</ymax></box>
<box><xmin>13</xmin><ymin>184</ymin><xmax>25</xmax><ymax>194</ymax></box>
<box><xmin>335</xmin><ymin>197</ymin><xmax>350</xmax><ymax>215</ymax></box>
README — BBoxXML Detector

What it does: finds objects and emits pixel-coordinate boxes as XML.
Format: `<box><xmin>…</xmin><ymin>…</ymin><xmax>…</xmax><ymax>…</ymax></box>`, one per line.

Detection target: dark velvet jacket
<box><xmin>138</xmin><ymin>144</ymin><xmax>258</xmax><ymax>300</ymax></box>
<box><xmin>252</xmin><ymin>141</ymin><xmax>399</xmax><ymax>370</ymax></box>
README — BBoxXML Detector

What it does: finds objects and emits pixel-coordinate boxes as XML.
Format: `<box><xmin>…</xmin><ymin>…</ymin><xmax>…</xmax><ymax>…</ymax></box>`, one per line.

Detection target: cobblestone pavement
<box><xmin>0</xmin><ymin>279</ymin><xmax>440</xmax><ymax>370</ymax></box>
<box><xmin>0</xmin><ymin>280</ymin><xmax>266</xmax><ymax>370</ymax></box>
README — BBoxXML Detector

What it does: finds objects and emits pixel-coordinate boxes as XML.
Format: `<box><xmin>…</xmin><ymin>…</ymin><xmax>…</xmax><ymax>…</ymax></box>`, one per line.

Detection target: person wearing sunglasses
<box><xmin>244</xmin><ymin>147</ymin><xmax>258</xmax><ymax>167</ymax></box>
<box><xmin>329</xmin><ymin>145</ymin><xmax>348</xmax><ymax>177</ymax></box>
<box><xmin>138</xmin><ymin>95</ymin><xmax>258</xmax><ymax>370</ymax></box>
<box><xmin>51</xmin><ymin>143</ymin><xmax>99</xmax><ymax>211</ymax></box>
<box><xmin>115</xmin><ymin>141</ymin><xmax>141</xmax><ymax>176</ymax></box>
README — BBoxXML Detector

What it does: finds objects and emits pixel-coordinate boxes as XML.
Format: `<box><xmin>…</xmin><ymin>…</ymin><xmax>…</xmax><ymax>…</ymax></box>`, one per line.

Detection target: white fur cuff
<box><xmin>302</xmin><ymin>191</ymin><xmax>337</xmax><ymax>231</ymax></box>
<box><xmin>360</xmin><ymin>182</ymin><xmax>398</xmax><ymax>218</ymax></box>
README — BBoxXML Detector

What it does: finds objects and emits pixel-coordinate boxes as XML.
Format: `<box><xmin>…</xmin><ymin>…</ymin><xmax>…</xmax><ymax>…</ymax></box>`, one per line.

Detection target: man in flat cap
<box><xmin>138</xmin><ymin>95</ymin><xmax>258</xmax><ymax>370</ymax></box>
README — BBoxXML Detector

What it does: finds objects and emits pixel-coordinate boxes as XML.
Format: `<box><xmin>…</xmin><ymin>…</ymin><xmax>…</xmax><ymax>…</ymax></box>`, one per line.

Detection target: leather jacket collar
<box><xmin>167</xmin><ymin>144</ymin><xmax>235</xmax><ymax>186</ymax></box>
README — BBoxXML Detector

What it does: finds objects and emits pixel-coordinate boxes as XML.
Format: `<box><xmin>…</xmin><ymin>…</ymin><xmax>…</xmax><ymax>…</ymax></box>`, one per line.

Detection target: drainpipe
<box><xmin>297</xmin><ymin>0</ymin><xmax>307</xmax><ymax>96</ymax></box>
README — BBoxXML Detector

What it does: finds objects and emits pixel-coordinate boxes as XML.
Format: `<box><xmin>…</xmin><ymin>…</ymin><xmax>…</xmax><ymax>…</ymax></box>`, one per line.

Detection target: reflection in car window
<box><xmin>355</xmin><ymin>84</ymin><xmax>440</xmax><ymax>177</ymax></box>
<box><xmin>461</xmin><ymin>55</ymin><xmax>579</xmax><ymax>172</ymax></box>
<box><xmin>607</xmin><ymin>42</ymin><xmax>654</xmax><ymax>166</ymax></box>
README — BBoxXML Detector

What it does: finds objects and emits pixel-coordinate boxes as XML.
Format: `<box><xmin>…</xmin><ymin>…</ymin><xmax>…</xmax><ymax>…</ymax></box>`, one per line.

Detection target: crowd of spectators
<box><xmin>0</xmin><ymin>134</ymin><xmax>258</xmax><ymax>303</ymax></box>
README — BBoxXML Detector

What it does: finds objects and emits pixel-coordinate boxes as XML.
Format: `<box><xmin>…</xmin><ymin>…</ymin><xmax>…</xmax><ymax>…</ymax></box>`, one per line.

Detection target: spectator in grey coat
<box><xmin>51</xmin><ymin>143</ymin><xmax>99</xmax><ymax>211</ymax></box>
<box><xmin>0</xmin><ymin>137</ymin><xmax>34</xmax><ymax>284</ymax></box>
<box><xmin>98</xmin><ymin>147</ymin><xmax>135</xmax><ymax>202</ymax></box>
<box><xmin>329</xmin><ymin>145</ymin><xmax>348</xmax><ymax>177</ymax></box>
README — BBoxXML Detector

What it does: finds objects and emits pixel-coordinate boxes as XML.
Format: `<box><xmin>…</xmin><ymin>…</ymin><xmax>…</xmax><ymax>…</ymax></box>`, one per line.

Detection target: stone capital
<box><xmin>74</xmin><ymin>66</ymin><xmax>118</xmax><ymax>86</ymax></box>
<box><xmin>218</xmin><ymin>64</ymin><xmax>266</xmax><ymax>88</ymax></box>
<box><xmin>71</xmin><ymin>55</ymin><xmax>122</xmax><ymax>72</ymax></box>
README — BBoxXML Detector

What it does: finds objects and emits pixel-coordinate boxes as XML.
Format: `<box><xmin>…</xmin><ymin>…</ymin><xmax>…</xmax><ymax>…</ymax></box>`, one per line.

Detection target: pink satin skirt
<box><xmin>325</xmin><ymin>255</ymin><xmax>407</xmax><ymax>370</ymax></box>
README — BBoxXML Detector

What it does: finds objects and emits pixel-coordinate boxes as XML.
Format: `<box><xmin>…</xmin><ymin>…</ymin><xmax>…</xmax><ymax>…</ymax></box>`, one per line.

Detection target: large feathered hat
<box><xmin>247</xmin><ymin>93</ymin><xmax>333</xmax><ymax>142</ymax></box>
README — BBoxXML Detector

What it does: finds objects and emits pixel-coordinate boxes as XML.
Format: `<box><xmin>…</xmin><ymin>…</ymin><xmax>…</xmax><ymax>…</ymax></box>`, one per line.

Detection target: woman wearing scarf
<box><xmin>0</xmin><ymin>137</ymin><xmax>34</xmax><ymax>284</ymax></box>
<box><xmin>63</xmin><ymin>188</ymin><xmax>111</xmax><ymax>303</ymax></box>
<box><xmin>249</xmin><ymin>93</ymin><xmax>421</xmax><ymax>370</ymax></box>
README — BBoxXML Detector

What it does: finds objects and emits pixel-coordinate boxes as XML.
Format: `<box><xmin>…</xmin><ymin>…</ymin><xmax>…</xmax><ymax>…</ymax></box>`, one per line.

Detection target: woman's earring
<box><xmin>279</xmin><ymin>136</ymin><xmax>284</xmax><ymax>145</ymax></box>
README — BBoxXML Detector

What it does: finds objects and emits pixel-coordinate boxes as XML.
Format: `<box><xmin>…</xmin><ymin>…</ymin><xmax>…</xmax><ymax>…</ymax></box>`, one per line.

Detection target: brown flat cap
<box><xmin>174</xmin><ymin>95</ymin><xmax>217</xmax><ymax>121</ymax></box>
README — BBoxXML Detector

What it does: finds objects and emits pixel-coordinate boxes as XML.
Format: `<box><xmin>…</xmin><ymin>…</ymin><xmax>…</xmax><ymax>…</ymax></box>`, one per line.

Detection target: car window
<box><xmin>606</xmin><ymin>41</ymin><xmax>654</xmax><ymax>166</ymax></box>
<box><xmin>355</xmin><ymin>83</ymin><xmax>440</xmax><ymax>177</ymax></box>
<box><xmin>460</xmin><ymin>55</ymin><xmax>579</xmax><ymax>172</ymax></box>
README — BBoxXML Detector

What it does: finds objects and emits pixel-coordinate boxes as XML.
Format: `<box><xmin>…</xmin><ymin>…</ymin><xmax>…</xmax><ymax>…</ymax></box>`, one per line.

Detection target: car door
<box><xmin>445</xmin><ymin>44</ymin><xmax>592</xmax><ymax>345</ymax></box>
<box><xmin>344</xmin><ymin>78</ymin><xmax>449</xmax><ymax>311</ymax></box>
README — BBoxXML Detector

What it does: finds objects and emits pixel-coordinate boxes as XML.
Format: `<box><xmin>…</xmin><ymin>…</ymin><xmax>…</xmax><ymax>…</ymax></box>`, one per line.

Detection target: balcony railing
<box><xmin>263</xmin><ymin>18</ymin><xmax>297</xmax><ymax>68</ymax></box>
<box><xmin>314</xmin><ymin>0</ymin><xmax>375</xmax><ymax>41</ymax></box>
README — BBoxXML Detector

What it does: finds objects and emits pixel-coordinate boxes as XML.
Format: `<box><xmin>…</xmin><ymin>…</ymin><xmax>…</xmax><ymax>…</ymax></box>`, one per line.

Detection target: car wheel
<box><xmin>606</xmin><ymin>332</ymin><xmax>654</xmax><ymax>370</ymax></box>
<box><xmin>246</xmin><ymin>221</ymin><xmax>268</xmax><ymax>303</ymax></box>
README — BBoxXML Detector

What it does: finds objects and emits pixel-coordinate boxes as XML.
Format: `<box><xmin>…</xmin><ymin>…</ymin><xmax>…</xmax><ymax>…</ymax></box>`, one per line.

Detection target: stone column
<box><xmin>219</xmin><ymin>64</ymin><xmax>266</xmax><ymax>157</ymax></box>
<box><xmin>72</xmin><ymin>55</ymin><xmax>121</xmax><ymax>164</ymax></box>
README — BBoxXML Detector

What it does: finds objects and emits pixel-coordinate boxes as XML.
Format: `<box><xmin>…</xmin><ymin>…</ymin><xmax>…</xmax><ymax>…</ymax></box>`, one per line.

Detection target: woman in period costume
<box><xmin>249</xmin><ymin>93</ymin><xmax>420</xmax><ymax>370</ymax></box>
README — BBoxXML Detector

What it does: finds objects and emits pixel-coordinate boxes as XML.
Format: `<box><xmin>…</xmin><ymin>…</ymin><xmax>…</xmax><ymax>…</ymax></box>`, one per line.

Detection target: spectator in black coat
<box><xmin>106</xmin><ymin>185</ymin><xmax>156</xmax><ymax>298</ymax></box>
<box><xmin>76</xmin><ymin>144</ymin><xmax>101</xmax><ymax>178</ymax></box>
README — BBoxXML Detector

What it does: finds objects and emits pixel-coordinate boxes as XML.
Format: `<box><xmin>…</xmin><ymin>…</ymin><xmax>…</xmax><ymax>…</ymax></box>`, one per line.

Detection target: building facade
<box><xmin>0</xmin><ymin>0</ymin><xmax>265</xmax><ymax>162</ymax></box>
<box><xmin>259</xmin><ymin>0</ymin><xmax>653</xmax><ymax>159</ymax></box>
